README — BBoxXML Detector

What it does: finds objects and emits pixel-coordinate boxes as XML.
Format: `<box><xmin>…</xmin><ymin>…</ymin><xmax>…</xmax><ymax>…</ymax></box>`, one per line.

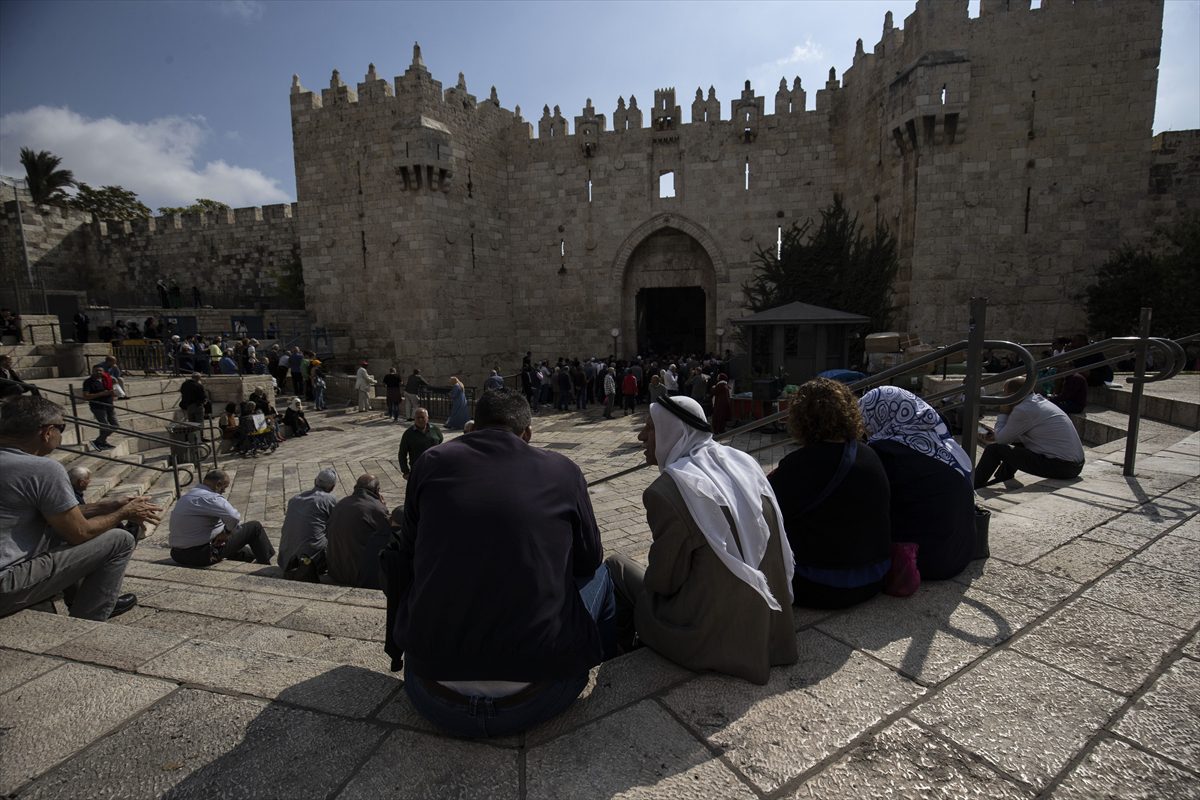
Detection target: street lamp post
<box><xmin>716</xmin><ymin>326</ymin><xmax>725</xmax><ymax>355</ymax></box>
<box><xmin>610</xmin><ymin>327</ymin><xmax>619</xmax><ymax>359</ymax></box>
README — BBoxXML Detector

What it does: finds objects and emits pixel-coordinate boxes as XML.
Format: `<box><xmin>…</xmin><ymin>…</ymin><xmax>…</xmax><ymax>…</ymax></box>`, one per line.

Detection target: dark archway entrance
<box><xmin>636</xmin><ymin>287</ymin><xmax>706</xmax><ymax>356</ymax></box>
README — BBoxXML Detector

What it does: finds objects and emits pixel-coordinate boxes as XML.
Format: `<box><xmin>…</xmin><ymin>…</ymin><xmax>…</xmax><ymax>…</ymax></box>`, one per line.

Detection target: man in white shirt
<box><xmin>168</xmin><ymin>469</ymin><xmax>274</xmax><ymax>566</ymax></box>
<box><xmin>975</xmin><ymin>377</ymin><xmax>1085</xmax><ymax>489</ymax></box>
<box><xmin>661</xmin><ymin>364</ymin><xmax>679</xmax><ymax>396</ymax></box>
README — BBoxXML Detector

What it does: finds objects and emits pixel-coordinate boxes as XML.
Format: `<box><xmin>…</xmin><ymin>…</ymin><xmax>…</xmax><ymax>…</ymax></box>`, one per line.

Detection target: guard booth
<box><xmin>733</xmin><ymin>301</ymin><xmax>869</xmax><ymax>385</ymax></box>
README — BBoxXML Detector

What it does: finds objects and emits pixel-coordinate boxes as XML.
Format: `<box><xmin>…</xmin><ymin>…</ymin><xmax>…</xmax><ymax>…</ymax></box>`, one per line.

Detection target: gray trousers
<box><xmin>404</xmin><ymin>391</ymin><xmax>420</xmax><ymax>419</ymax></box>
<box><xmin>0</xmin><ymin>529</ymin><xmax>135</xmax><ymax>620</ymax></box>
<box><xmin>91</xmin><ymin>404</ymin><xmax>119</xmax><ymax>444</ymax></box>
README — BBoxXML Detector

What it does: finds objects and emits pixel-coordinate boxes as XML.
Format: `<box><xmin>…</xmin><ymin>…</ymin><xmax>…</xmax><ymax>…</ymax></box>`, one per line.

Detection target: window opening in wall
<box><xmin>405</xmin><ymin>142</ymin><xmax>409</xmax><ymax>158</ymax></box>
<box><xmin>1024</xmin><ymin>187</ymin><xmax>1031</xmax><ymax>234</ymax></box>
<box><xmin>470</xmin><ymin>233</ymin><xmax>476</xmax><ymax>268</ymax></box>
<box><xmin>587</xmin><ymin>170</ymin><xmax>593</xmax><ymax>203</ymax></box>
<box><xmin>940</xmin><ymin>85</ymin><xmax>947</xmax><ymax>105</ymax></box>
<box><xmin>776</xmin><ymin>226</ymin><xmax>783</xmax><ymax>259</ymax></box>
<box><xmin>743</xmin><ymin>110</ymin><xmax>752</xmax><ymax>138</ymax></box>
<box><xmin>559</xmin><ymin>238</ymin><xmax>566</xmax><ymax>274</ymax></box>
<box><xmin>658</xmin><ymin>171</ymin><xmax>676</xmax><ymax>198</ymax></box>
<box><xmin>1030</xmin><ymin>0</ymin><xmax>1042</xmax><ymax>8</ymax></box>
<box><xmin>436</xmin><ymin>144</ymin><xmax>440</xmax><ymax>160</ymax></box>
<box><xmin>467</xmin><ymin>168</ymin><xmax>473</xmax><ymax>198</ymax></box>
<box><xmin>744</xmin><ymin>158</ymin><xmax>750</xmax><ymax>191</ymax></box>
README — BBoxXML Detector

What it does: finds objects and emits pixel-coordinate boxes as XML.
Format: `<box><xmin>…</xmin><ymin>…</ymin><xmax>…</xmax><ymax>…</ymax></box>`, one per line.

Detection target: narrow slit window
<box><xmin>776</xmin><ymin>226</ymin><xmax>783</xmax><ymax>259</ymax></box>
<box><xmin>470</xmin><ymin>234</ymin><xmax>476</xmax><ymax>268</ymax></box>
<box><xmin>744</xmin><ymin>158</ymin><xmax>750</xmax><ymax>191</ymax></box>
<box><xmin>467</xmin><ymin>168</ymin><xmax>474</xmax><ymax>198</ymax></box>
<box><xmin>560</xmin><ymin>238</ymin><xmax>566</xmax><ymax>258</ymax></box>
<box><xmin>940</xmin><ymin>85</ymin><xmax>947</xmax><ymax>105</ymax></box>
<box><xmin>587</xmin><ymin>171</ymin><xmax>593</xmax><ymax>203</ymax></box>
<box><xmin>658</xmin><ymin>171</ymin><xmax>676</xmax><ymax>198</ymax></box>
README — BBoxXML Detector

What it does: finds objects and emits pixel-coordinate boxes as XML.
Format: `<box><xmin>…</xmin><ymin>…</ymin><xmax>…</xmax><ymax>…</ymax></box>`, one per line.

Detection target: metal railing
<box><xmin>111</xmin><ymin>342</ymin><xmax>170</xmax><ymax>374</ymax></box>
<box><xmin>585</xmin><ymin>299</ymin><xmax>1195</xmax><ymax>488</ymax></box>
<box><xmin>23</xmin><ymin>321</ymin><xmax>60</xmax><ymax>344</ymax></box>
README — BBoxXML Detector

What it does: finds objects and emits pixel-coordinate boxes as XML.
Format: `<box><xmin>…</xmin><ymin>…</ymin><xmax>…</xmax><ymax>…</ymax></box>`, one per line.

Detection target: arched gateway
<box><xmin>612</xmin><ymin>214</ymin><xmax>725</xmax><ymax>357</ymax></box>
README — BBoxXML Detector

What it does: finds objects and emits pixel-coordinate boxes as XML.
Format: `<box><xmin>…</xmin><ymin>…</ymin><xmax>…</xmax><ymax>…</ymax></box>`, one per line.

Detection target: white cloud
<box><xmin>217</xmin><ymin>0</ymin><xmax>265</xmax><ymax>23</ymax></box>
<box><xmin>0</xmin><ymin>106</ymin><xmax>289</xmax><ymax>210</ymax></box>
<box><xmin>771</xmin><ymin>37</ymin><xmax>826</xmax><ymax>68</ymax></box>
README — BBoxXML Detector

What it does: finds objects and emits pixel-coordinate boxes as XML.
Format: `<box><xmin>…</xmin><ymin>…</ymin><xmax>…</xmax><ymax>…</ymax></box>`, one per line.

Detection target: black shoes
<box><xmin>109</xmin><ymin>593</ymin><xmax>138</xmax><ymax>619</ymax></box>
<box><xmin>92</xmin><ymin>440</ymin><xmax>115</xmax><ymax>451</ymax></box>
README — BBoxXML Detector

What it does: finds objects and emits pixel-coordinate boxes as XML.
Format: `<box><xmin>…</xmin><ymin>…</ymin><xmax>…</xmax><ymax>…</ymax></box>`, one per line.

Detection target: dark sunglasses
<box><xmin>45</xmin><ymin>423</ymin><xmax>67</xmax><ymax>433</ymax></box>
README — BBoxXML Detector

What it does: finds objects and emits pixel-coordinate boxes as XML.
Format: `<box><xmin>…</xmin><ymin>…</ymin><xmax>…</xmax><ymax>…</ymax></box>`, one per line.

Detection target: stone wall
<box><xmin>289</xmin><ymin>0</ymin><xmax>1186</xmax><ymax>385</ymax></box>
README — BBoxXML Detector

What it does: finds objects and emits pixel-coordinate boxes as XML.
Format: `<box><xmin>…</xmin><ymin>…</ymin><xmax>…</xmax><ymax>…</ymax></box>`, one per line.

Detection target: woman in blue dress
<box><xmin>446</xmin><ymin>376</ymin><xmax>470</xmax><ymax>429</ymax></box>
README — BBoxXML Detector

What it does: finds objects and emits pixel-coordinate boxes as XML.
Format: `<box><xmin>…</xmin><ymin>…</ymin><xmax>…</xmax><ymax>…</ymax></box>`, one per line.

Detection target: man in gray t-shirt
<box><xmin>278</xmin><ymin>468</ymin><xmax>339</xmax><ymax>578</ymax></box>
<box><xmin>0</xmin><ymin>396</ymin><xmax>161</xmax><ymax>620</ymax></box>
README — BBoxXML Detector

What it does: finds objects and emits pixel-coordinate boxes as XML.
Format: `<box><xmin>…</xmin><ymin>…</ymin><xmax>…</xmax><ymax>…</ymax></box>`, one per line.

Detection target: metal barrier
<box><xmin>417</xmin><ymin>385</ymin><xmax>477</xmax><ymax>422</ymax></box>
<box><xmin>23</xmin><ymin>321</ymin><xmax>59</xmax><ymax>344</ymax></box>
<box><xmin>111</xmin><ymin>341</ymin><xmax>170</xmax><ymax>374</ymax></box>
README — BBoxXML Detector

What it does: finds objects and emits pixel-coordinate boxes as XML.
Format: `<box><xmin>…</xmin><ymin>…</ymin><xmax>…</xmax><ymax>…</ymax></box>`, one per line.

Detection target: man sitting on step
<box><xmin>67</xmin><ymin>466</ymin><xmax>147</xmax><ymax>541</ymax></box>
<box><xmin>0</xmin><ymin>396</ymin><xmax>160</xmax><ymax>620</ymax></box>
<box><xmin>326</xmin><ymin>474</ymin><xmax>391</xmax><ymax>589</ymax></box>
<box><xmin>278</xmin><ymin>468</ymin><xmax>339</xmax><ymax>581</ymax></box>
<box><xmin>975</xmin><ymin>377</ymin><xmax>1086</xmax><ymax>489</ymax></box>
<box><xmin>168</xmin><ymin>469</ymin><xmax>275</xmax><ymax>567</ymax></box>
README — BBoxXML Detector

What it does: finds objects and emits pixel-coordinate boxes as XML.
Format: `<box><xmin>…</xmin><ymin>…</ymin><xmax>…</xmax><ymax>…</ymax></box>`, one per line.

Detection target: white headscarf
<box><xmin>651</xmin><ymin>396</ymin><xmax>794</xmax><ymax>610</ymax></box>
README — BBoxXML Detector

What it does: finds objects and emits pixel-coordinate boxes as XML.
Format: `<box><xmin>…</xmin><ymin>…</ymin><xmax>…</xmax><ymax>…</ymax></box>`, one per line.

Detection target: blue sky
<box><xmin>1</xmin><ymin>0</ymin><xmax>1196</xmax><ymax>211</ymax></box>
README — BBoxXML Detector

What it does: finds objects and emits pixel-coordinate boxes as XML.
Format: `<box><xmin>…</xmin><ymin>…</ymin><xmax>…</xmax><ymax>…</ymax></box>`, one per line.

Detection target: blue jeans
<box><xmin>404</xmin><ymin>563</ymin><xmax>615</xmax><ymax>738</ymax></box>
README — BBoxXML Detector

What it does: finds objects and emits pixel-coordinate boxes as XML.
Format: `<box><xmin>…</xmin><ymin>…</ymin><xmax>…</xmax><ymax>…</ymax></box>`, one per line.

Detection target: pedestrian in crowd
<box><xmin>288</xmin><ymin>347</ymin><xmax>304</xmax><ymax>397</ymax></box>
<box><xmin>484</xmin><ymin>369</ymin><xmax>504</xmax><ymax>392</ymax></box>
<box><xmin>355</xmin><ymin>361</ymin><xmax>376</xmax><ymax>413</ymax></box>
<box><xmin>73</xmin><ymin>311</ymin><xmax>90</xmax><ymax>343</ymax></box>
<box><xmin>602</xmin><ymin>367</ymin><xmax>617</xmax><ymax>419</ymax></box>
<box><xmin>312</xmin><ymin>368</ymin><xmax>327</xmax><ymax>411</ymax></box>
<box><xmin>283</xmin><ymin>398</ymin><xmax>311</xmax><ymax>437</ymax></box>
<box><xmin>446</xmin><ymin>377</ymin><xmax>469</xmax><ymax>430</ymax></box>
<box><xmin>976</xmin><ymin>377</ymin><xmax>1085</xmax><ymax>488</ymax></box>
<box><xmin>383</xmin><ymin>367</ymin><xmax>403</xmax><ymax>422</ymax></box>
<box><xmin>177</xmin><ymin>373</ymin><xmax>208</xmax><ymax>425</ymax></box>
<box><xmin>404</xmin><ymin>368</ymin><xmax>428</xmax><ymax>420</ymax></box>
<box><xmin>621</xmin><ymin>368</ymin><xmax>638</xmax><ymax>416</ymax></box>
<box><xmin>81</xmin><ymin>364</ymin><xmax>119</xmax><ymax>451</ymax></box>
<box><xmin>398</xmin><ymin>407</ymin><xmax>443</xmax><ymax>479</ymax></box>
<box><xmin>710</xmin><ymin>373</ymin><xmax>732</xmax><ymax>435</ymax></box>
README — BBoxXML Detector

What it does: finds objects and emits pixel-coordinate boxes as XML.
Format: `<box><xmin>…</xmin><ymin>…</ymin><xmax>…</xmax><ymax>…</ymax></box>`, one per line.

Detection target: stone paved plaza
<box><xmin>1</xmin><ymin>396</ymin><xmax>1198</xmax><ymax>798</ymax></box>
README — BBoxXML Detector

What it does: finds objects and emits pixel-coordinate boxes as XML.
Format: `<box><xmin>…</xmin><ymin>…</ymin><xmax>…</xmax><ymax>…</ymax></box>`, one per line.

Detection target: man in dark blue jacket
<box><xmin>391</xmin><ymin>388</ymin><xmax>615</xmax><ymax>738</ymax></box>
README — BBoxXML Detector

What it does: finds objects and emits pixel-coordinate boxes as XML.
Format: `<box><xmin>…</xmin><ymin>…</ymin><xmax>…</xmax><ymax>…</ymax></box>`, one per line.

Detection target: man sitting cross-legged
<box><xmin>168</xmin><ymin>469</ymin><xmax>275</xmax><ymax>567</ymax></box>
<box><xmin>0</xmin><ymin>396</ymin><xmax>161</xmax><ymax>620</ymax></box>
<box><xmin>386</xmin><ymin>388</ymin><xmax>616</xmax><ymax>738</ymax></box>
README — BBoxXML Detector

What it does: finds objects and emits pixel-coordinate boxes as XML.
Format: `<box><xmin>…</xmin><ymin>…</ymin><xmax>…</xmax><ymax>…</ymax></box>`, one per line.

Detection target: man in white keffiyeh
<box><xmin>605</xmin><ymin>396</ymin><xmax>798</xmax><ymax>684</ymax></box>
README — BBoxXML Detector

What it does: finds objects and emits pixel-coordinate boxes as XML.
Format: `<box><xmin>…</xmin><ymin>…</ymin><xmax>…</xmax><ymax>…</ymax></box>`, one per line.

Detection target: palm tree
<box><xmin>19</xmin><ymin>147</ymin><xmax>76</xmax><ymax>204</ymax></box>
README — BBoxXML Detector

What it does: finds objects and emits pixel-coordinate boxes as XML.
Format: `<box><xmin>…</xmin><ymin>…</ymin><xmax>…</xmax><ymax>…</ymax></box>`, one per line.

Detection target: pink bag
<box><xmin>883</xmin><ymin>542</ymin><xmax>920</xmax><ymax>597</ymax></box>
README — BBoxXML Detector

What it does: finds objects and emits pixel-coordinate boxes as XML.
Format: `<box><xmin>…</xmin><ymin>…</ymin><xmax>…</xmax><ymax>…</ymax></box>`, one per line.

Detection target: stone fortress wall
<box><xmin>2</xmin><ymin>0</ymin><xmax>1194</xmax><ymax>386</ymax></box>
<box><xmin>0</xmin><ymin>185</ymin><xmax>300</xmax><ymax>309</ymax></box>
<box><xmin>289</xmin><ymin>0</ymin><xmax>1182</xmax><ymax>382</ymax></box>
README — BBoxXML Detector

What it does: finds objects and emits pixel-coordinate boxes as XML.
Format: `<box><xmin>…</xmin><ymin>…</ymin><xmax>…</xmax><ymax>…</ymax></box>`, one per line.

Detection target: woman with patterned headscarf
<box><xmin>858</xmin><ymin>386</ymin><xmax>976</xmax><ymax>581</ymax></box>
<box><xmin>605</xmin><ymin>395</ymin><xmax>797</xmax><ymax>684</ymax></box>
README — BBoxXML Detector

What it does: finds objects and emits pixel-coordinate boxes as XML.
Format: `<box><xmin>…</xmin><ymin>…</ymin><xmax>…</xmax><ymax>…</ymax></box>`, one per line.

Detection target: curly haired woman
<box><xmin>767</xmin><ymin>378</ymin><xmax>892</xmax><ymax>608</ymax></box>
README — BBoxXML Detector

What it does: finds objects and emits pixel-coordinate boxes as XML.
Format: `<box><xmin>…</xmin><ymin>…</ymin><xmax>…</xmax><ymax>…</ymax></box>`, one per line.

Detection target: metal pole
<box><xmin>67</xmin><ymin>384</ymin><xmax>84</xmax><ymax>448</ymax></box>
<box><xmin>209</xmin><ymin>415</ymin><xmax>219</xmax><ymax>470</ymax></box>
<box><xmin>960</xmin><ymin>297</ymin><xmax>987</xmax><ymax>468</ymax></box>
<box><xmin>1122</xmin><ymin>307</ymin><xmax>1152</xmax><ymax>476</ymax></box>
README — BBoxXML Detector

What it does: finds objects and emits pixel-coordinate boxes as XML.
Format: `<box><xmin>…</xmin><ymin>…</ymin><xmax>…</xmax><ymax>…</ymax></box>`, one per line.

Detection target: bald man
<box><xmin>326</xmin><ymin>474</ymin><xmax>391</xmax><ymax>588</ymax></box>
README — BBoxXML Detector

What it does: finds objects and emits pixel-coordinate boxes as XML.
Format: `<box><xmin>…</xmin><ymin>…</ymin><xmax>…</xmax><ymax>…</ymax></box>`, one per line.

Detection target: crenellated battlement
<box><xmin>96</xmin><ymin>203</ymin><xmax>297</xmax><ymax>239</ymax></box>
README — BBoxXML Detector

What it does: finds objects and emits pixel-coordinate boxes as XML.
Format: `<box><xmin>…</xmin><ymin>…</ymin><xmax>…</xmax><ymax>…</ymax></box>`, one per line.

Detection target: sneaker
<box><xmin>95</xmin><ymin>440</ymin><xmax>116</xmax><ymax>451</ymax></box>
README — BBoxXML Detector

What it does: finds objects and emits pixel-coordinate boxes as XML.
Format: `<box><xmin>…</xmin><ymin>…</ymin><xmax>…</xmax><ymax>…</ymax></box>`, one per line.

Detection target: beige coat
<box><xmin>635</xmin><ymin>473</ymin><xmax>798</xmax><ymax>685</ymax></box>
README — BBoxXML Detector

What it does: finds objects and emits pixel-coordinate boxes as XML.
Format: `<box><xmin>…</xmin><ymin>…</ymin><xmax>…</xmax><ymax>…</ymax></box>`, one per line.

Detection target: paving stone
<box><xmin>1082</xmin><ymin>526</ymin><xmax>1157</xmax><ymax>549</ymax></box>
<box><xmin>1132</xmin><ymin>534</ymin><xmax>1200</xmax><ymax>578</ymax></box>
<box><xmin>1030</xmin><ymin>539</ymin><xmax>1134</xmax><ymax>584</ymax></box>
<box><xmin>1102</xmin><ymin>499</ymin><xmax>1197</xmax><ymax>537</ymax></box>
<box><xmin>1013</xmin><ymin>598</ymin><xmax>1185</xmax><ymax>694</ymax></box>
<box><xmin>211</xmin><ymin>623</ymin><xmax>328</xmax><ymax>657</ymax></box>
<box><xmin>307</xmin><ymin>635</ymin><xmax>394</xmax><ymax>672</ymax></box>
<box><xmin>0</xmin><ymin>610</ymin><xmax>98</xmax><ymax>654</ymax></box>
<box><xmin>47</xmin><ymin>623</ymin><xmax>187</xmax><ymax>671</ymax></box>
<box><xmin>113</xmin><ymin>574</ymin><xmax>171</xmax><ymax>600</ymax></box>
<box><xmin>0</xmin><ymin>649</ymin><xmax>60</xmax><ymax>696</ymax></box>
<box><xmin>1113</xmin><ymin>657</ymin><xmax>1200</xmax><ymax>769</ymax></box>
<box><xmin>277</xmin><ymin>599</ymin><xmax>387</xmax><ymax>641</ymax></box>
<box><xmin>984</xmin><ymin>512</ymin><xmax>1082</xmax><ymax>566</ymax></box>
<box><xmin>816</xmin><ymin>583</ymin><xmax>1040</xmax><ymax>684</ymax></box>
<box><xmin>338</xmin><ymin>728</ymin><xmax>519</xmax><ymax>800</ymax></box>
<box><xmin>1049</xmin><ymin>737</ymin><xmax>1200</xmax><ymax>799</ymax></box>
<box><xmin>527</xmin><ymin>647</ymin><xmax>693</xmax><ymax>745</ymax></box>
<box><xmin>997</xmin><ymin>494</ymin><xmax>1120</xmax><ymax>538</ymax></box>
<box><xmin>953</xmin><ymin>559</ymin><xmax>1080</xmax><ymax>611</ymax></box>
<box><xmin>663</xmin><ymin>630</ymin><xmax>924</xmax><ymax>794</ymax></box>
<box><xmin>1083</xmin><ymin>562</ymin><xmax>1200</xmax><ymax>630</ymax></box>
<box><xmin>0</xmin><ymin>661</ymin><xmax>175</xmax><ymax>794</ymax></box>
<box><xmin>525</xmin><ymin>699</ymin><xmax>757</xmax><ymax>800</ymax></box>
<box><xmin>337</xmin><ymin>587</ymin><xmax>388</xmax><ymax>608</ymax></box>
<box><xmin>124</xmin><ymin>609</ymin><xmax>243</xmax><ymax>639</ymax></box>
<box><xmin>788</xmin><ymin>718</ymin><xmax>1032</xmax><ymax>799</ymax></box>
<box><xmin>141</xmin><ymin>586</ymin><xmax>306</xmax><ymax>625</ymax></box>
<box><xmin>138</xmin><ymin>639</ymin><xmax>399</xmax><ymax>718</ymax></box>
<box><xmin>1185</xmin><ymin>633</ymin><xmax>1200</xmax><ymax>661</ymax></box>
<box><xmin>1170</xmin><ymin>513</ymin><xmax>1200</xmax><ymax>542</ymax></box>
<box><xmin>792</xmin><ymin>606</ymin><xmax>835</xmax><ymax>629</ymax></box>
<box><xmin>226</xmin><ymin>572</ymin><xmax>351</xmax><ymax>601</ymax></box>
<box><xmin>911</xmin><ymin>650</ymin><xmax>1123</xmax><ymax>791</ymax></box>
<box><xmin>18</xmin><ymin>688</ymin><xmax>387</xmax><ymax>800</ymax></box>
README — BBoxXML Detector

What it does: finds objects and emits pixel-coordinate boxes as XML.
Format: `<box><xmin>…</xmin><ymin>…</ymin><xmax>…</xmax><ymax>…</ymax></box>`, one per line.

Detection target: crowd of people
<box><xmin>0</xmin><ymin>329</ymin><xmax>1098</xmax><ymax>743</ymax></box>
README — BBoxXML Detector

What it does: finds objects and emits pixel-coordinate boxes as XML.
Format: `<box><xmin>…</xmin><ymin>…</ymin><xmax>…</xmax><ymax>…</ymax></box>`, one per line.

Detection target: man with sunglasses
<box><xmin>0</xmin><ymin>396</ymin><xmax>161</xmax><ymax>620</ymax></box>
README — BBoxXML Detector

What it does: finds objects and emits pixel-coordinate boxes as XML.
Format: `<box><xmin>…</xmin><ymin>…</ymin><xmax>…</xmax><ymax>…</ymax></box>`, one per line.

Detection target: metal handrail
<box><xmin>55</xmin><ymin>443</ymin><xmax>194</xmax><ymax>497</ymax></box>
<box><xmin>58</xmin><ymin>410</ymin><xmax>211</xmax><ymax>461</ymax></box>
<box><xmin>30</xmin><ymin>382</ymin><xmax>191</xmax><ymax>428</ymax></box>
<box><xmin>55</xmin><ymin>413</ymin><xmax>199</xmax><ymax>498</ymax></box>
